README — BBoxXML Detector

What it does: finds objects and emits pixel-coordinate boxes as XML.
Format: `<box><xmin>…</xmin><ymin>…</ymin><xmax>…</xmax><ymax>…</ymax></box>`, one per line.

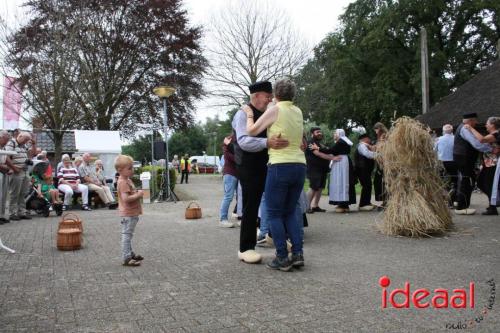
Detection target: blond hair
<box><xmin>114</xmin><ymin>154</ymin><xmax>133</xmax><ymax>171</ymax></box>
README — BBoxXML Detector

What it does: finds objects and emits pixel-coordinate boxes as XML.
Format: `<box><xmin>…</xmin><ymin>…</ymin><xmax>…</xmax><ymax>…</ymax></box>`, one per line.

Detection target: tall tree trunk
<box><xmin>53</xmin><ymin>131</ymin><xmax>64</xmax><ymax>168</ymax></box>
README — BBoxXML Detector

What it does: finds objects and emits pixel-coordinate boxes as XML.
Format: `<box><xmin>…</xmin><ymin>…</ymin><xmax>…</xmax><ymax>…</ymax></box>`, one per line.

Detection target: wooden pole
<box><xmin>420</xmin><ymin>27</ymin><xmax>429</xmax><ymax>114</ymax></box>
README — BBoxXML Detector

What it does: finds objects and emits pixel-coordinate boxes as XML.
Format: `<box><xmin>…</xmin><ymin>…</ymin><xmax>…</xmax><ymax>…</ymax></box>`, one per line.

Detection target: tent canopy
<box><xmin>74</xmin><ymin>130</ymin><xmax>121</xmax><ymax>153</ymax></box>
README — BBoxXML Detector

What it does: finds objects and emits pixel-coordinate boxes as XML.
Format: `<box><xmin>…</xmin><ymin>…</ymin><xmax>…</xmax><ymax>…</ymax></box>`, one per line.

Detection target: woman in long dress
<box><xmin>327</xmin><ymin>129</ymin><xmax>356</xmax><ymax>213</ymax></box>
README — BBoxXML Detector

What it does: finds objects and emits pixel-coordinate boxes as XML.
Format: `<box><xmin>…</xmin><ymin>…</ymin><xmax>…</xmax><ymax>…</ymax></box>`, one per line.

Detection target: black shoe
<box><xmin>82</xmin><ymin>204</ymin><xmax>92</xmax><ymax>211</ymax></box>
<box><xmin>482</xmin><ymin>208</ymin><xmax>498</xmax><ymax>215</ymax></box>
<box><xmin>131</xmin><ymin>252</ymin><xmax>144</xmax><ymax>261</ymax></box>
<box><xmin>306</xmin><ymin>209</ymin><xmax>314</xmax><ymax>214</ymax></box>
<box><xmin>266</xmin><ymin>256</ymin><xmax>293</xmax><ymax>272</ymax></box>
<box><xmin>290</xmin><ymin>253</ymin><xmax>305</xmax><ymax>267</ymax></box>
<box><xmin>19</xmin><ymin>215</ymin><xmax>32</xmax><ymax>220</ymax></box>
<box><xmin>9</xmin><ymin>215</ymin><xmax>20</xmax><ymax>221</ymax></box>
<box><xmin>107</xmin><ymin>202</ymin><xmax>118</xmax><ymax>210</ymax></box>
<box><xmin>312</xmin><ymin>207</ymin><xmax>326</xmax><ymax>213</ymax></box>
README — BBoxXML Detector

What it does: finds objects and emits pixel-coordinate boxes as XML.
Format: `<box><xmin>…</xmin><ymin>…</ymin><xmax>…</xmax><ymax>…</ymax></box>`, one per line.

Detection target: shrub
<box><xmin>136</xmin><ymin>166</ymin><xmax>177</xmax><ymax>194</ymax></box>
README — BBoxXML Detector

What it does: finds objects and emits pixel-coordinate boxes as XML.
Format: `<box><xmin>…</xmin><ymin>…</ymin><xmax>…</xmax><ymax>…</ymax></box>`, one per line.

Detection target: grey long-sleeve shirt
<box><xmin>459</xmin><ymin>127</ymin><xmax>492</xmax><ymax>153</ymax></box>
<box><xmin>231</xmin><ymin>109</ymin><xmax>267</xmax><ymax>152</ymax></box>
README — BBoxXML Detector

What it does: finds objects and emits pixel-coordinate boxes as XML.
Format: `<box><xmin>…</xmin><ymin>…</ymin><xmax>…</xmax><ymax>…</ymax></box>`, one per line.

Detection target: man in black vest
<box><xmin>232</xmin><ymin>81</ymin><xmax>289</xmax><ymax>264</ymax></box>
<box><xmin>354</xmin><ymin>134</ymin><xmax>376</xmax><ymax>211</ymax></box>
<box><xmin>453</xmin><ymin>113</ymin><xmax>492</xmax><ymax>215</ymax></box>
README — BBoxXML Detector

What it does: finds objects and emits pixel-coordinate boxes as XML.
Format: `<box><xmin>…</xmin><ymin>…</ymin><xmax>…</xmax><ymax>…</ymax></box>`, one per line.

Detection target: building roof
<box><xmin>417</xmin><ymin>60</ymin><xmax>500</xmax><ymax>129</ymax></box>
<box><xmin>34</xmin><ymin>130</ymin><xmax>76</xmax><ymax>153</ymax></box>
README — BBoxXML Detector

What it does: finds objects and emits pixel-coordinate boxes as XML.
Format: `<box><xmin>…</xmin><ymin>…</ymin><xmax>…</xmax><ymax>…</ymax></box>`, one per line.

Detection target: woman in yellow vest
<box><xmin>243</xmin><ymin>78</ymin><xmax>305</xmax><ymax>271</ymax></box>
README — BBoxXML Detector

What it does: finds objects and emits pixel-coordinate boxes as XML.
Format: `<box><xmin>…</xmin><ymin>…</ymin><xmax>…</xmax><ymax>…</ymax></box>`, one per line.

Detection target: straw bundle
<box><xmin>378</xmin><ymin>117</ymin><xmax>452</xmax><ymax>237</ymax></box>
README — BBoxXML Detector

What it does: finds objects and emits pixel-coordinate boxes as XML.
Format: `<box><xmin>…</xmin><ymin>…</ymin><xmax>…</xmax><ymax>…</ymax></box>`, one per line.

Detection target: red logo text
<box><xmin>379</xmin><ymin>276</ymin><xmax>474</xmax><ymax>309</ymax></box>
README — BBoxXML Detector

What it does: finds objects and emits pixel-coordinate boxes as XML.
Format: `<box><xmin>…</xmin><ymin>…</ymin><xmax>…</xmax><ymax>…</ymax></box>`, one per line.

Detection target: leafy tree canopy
<box><xmin>295</xmin><ymin>0</ymin><xmax>500</xmax><ymax>129</ymax></box>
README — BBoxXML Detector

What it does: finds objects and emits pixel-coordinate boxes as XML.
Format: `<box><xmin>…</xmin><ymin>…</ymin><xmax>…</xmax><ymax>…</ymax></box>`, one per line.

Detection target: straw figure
<box><xmin>378</xmin><ymin>117</ymin><xmax>453</xmax><ymax>237</ymax></box>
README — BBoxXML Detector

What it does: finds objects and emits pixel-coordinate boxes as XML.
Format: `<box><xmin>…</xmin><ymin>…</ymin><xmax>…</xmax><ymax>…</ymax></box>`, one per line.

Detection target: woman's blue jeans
<box><xmin>264</xmin><ymin>163</ymin><xmax>306</xmax><ymax>258</ymax></box>
<box><xmin>219</xmin><ymin>174</ymin><xmax>238</xmax><ymax>220</ymax></box>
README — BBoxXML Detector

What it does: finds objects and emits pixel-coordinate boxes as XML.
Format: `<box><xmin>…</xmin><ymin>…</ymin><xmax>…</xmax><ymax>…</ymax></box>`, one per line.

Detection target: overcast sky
<box><xmin>0</xmin><ymin>0</ymin><xmax>354</xmax><ymax>126</ymax></box>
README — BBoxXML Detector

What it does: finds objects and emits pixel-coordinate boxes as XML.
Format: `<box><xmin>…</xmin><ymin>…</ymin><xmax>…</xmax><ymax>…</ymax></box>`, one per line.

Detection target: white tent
<box><xmin>189</xmin><ymin>155</ymin><xmax>220</xmax><ymax>167</ymax></box>
<box><xmin>74</xmin><ymin>130</ymin><xmax>121</xmax><ymax>178</ymax></box>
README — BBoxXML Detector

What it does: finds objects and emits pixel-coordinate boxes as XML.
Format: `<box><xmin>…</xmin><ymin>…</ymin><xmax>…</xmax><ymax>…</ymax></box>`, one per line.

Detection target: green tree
<box><xmin>295</xmin><ymin>0</ymin><xmax>500</xmax><ymax>129</ymax></box>
<box><xmin>122</xmin><ymin>135</ymin><xmax>154</xmax><ymax>163</ymax></box>
<box><xmin>168</xmin><ymin>125</ymin><xmax>208</xmax><ymax>158</ymax></box>
<box><xmin>5</xmin><ymin>0</ymin><xmax>207</xmax><ymax>139</ymax></box>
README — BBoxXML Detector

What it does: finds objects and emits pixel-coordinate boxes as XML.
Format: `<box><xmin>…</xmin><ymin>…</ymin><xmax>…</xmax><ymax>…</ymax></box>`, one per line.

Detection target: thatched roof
<box><xmin>417</xmin><ymin>60</ymin><xmax>500</xmax><ymax>129</ymax></box>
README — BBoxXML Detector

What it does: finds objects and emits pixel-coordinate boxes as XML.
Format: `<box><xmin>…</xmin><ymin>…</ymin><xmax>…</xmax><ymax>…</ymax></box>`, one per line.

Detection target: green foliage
<box><xmin>167</xmin><ymin>113</ymin><xmax>235</xmax><ymax>158</ymax></box>
<box><xmin>133</xmin><ymin>166</ymin><xmax>177</xmax><ymax>194</ymax></box>
<box><xmin>295</xmin><ymin>0</ymin><xmax>500</xmax><ymax>129</ymax></box>
<box><xmin>122</xmin><ymin>135</ymin><xmax>153</xmax><ymax>163</ymax></box>
<box><xmin>168</xmin><ymin>125</ymin><xmax>209</xmax><ymax>158</ymax></box>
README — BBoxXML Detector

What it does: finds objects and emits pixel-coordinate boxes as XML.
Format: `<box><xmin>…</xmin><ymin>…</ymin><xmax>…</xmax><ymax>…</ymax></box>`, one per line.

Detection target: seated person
<box><xmin>79</xmin><ymin>153</ymin><xmax>117</xmax><ymax>209</ymax></box>
<box><xmin>95</xmin><ymin>159</ymin><xmax>115</xmax><ymax>201</ymax></box>
<box><xmin>35</xmin><ymin>173</ymin><xmax>63</xmax><ymax>206</ymax></box>
<box><xmin>57</xmin><ymin>156</ymin><xmax>91</xmax><ymax>211</ymax></box>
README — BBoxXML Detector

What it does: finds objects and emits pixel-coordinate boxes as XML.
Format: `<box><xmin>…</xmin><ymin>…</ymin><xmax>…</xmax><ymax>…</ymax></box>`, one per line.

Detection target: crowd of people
<box><xmin>217</xmin><ymin>79</ymin><xmax>500</xmax><ymax>272</ymax></box>
<box><xmin>0</xmin><ymin>129</ymin><xmax>118</xmax><ymax>225</ymax></box>
<box><xmin>435</xmin><ymin>115</ymin><xmax>500</xmax><ymax>215</ymax></box>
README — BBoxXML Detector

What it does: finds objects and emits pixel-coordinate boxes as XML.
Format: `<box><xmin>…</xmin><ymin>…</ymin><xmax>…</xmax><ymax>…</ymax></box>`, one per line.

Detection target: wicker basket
<box><xmin>57</xmin><ymin>228</ymin><xmax>82</xmax><ymax>251</ymax></box>
<box><xmin>185</xmin><ymin>201</ymin><xmax>202</xmax><ymax>219</ymax></box>
<box><xmin>58</xmin><ymin>213</ymin><xmax>83</xmax><ymax>232</ymax></box>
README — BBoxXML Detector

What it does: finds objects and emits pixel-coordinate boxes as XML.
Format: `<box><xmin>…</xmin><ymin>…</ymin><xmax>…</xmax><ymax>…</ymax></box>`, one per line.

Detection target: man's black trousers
<box><xmin>237</xmin><ymin>163</ymin><xmax>267</xmax><ymax>252</ymax></box>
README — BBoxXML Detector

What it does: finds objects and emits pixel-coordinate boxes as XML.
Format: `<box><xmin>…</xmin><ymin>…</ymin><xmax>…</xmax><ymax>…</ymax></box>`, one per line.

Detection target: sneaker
<box><xmin>107</xmin><ymin>202</ymin><xmax>118</xmax><ymax>210</ymax></box>
<box><xmin>234</xmin><ymin>220</ymin><xmax>241</xmax><ymax>227</ymax></box>
<box><xmin>266</xmin><ymin>256</ymin><xmax>293</xmax><ymax>272</ymax></box>
<box><xmin>49</xmin><ymin>205</ymin><xmax>54</xmax><ymax>212</ymax></box>
<box><xmin>231</xmin><ymin>213</ymin><xmax>238</xmax><ymax>219</ymax></box>
<box><xmin>62</xmin><ymin>205</ymin><xmax>68</xmax><ymax>211</ymax></box>
<box><xmin>481</xmin><ymin>208</ymin><xmax>498</xmax><ymax>216</ymax></box>
<box><xmin>312</xmin><ymin>207</ymin><xmax>326</xmax><ymax>212</ymax></box>
<box><xmin>265</xmin><ymin>234</ymin><xmax>274</xmax><ymax>247</ymax></box>
<box><xmin>306</xmin><ymin>209</ymin><xmax>314</xmax><ymax>214</ymax></box>
<box><xmin>131</xmin><ymin>252</ymin><xmax>144</xmax><ymax>261</ymax></box>
<box><xmin>290</xmin><ymin>253</ymin><xmax>305</xmax><ymax>267</ymax></box>
<box><xmin>82</xmin><ymin>204</ymin><xmax>92</xmax><ymax>211</ymax></box>
<box><xmin>219</xmin><ymin>220</ymin><xmax>235</xmax><ymax>228</ymax></box>
<box><xmin>256</xmin><ymin>234</ymin><xmax>267</xmax><ymax>247</ymax></box>
<box><xmin>123</xmin><ymin>258</ymin><xmax>141</xmax><ymax>266</ymax></box>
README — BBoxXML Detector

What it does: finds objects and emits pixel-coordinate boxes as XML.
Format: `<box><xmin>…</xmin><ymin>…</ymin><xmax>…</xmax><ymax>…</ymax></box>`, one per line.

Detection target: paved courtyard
<box><xmin>0</xmin><ymin>174</ymin><xmax>499</xmax><ymax>332</ymax></box>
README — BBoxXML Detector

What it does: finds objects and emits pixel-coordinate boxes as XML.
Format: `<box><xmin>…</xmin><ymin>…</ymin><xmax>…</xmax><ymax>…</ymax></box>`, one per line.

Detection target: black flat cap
<box><xmin>463</xmin><ymin>113</ymin><xmax>478</xmax><ymax>119</ymax></box>
<box><xmin>249</xmin><ymin>81</ymin><xmax>272</xmax><ymax>94</ymax></box>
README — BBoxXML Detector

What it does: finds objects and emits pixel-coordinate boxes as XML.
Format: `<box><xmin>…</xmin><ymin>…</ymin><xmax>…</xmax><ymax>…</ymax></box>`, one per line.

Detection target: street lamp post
<box><xmin>150</xmin><ymin>129</ymin><xmax>154</xmax><ymax>199</ymax></box>
<box><xmin>212</xmin><ymin>132</ymin><xmax>217</xmax><ymax>172</ymax></box>
<box><xmin>153</xmin><ymin>86</ymin><xmax>178</xmax><ymax>202</ymax></box>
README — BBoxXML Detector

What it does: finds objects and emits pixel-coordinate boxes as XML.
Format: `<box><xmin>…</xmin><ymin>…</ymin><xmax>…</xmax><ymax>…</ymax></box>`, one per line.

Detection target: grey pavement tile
<box><xmin>1</xmin><ymin>175</ymin><xmax>499</xmax><ymax>332</ymax></box>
